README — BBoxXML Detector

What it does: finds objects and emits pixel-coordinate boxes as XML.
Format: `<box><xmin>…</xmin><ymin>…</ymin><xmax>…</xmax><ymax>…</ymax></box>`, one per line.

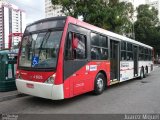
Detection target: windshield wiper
<box><xmin>36</xmin><ymin>30</ymin><xmax>53</xmax><ymax>68</ymax></box>
<box><xmin>38</xmin><ymin>31</ymin><xmax>51</xmax><ymax>56</ymax></box>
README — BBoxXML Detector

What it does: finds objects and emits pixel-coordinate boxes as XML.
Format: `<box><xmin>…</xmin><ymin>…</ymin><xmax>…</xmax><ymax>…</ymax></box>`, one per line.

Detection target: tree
<box><xmin>134</xmin><ymin>5</ymin><xmax>160</xmax><ymax>55</ymax></box>
<box><xmin>51</xmin><ymin>0</ymin><xmax>134</xmax><ymax>36</ymax></box>
<box><xmin>106</xmin><ymin>2</ymin><xmax>134</xmax><ymax>35</ymax></box>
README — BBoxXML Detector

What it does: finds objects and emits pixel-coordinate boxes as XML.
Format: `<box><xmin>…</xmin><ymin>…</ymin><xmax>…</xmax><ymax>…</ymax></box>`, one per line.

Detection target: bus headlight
<box><xmin>45</xmin><ymin>74</ymin><xmax>56</xmax><ymax>84</ymax></box>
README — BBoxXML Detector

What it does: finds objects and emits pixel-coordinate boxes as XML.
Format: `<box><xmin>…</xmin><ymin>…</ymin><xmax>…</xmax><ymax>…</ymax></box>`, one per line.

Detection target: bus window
<box><xmin>65</xmin><ymin>32</ymin><xmax>72</xmax><ymax>60</ymax></box>
<box><xmin>73</xmin><ymin>33</ymin><xmax>87</xmax><ymax>59</ymax></box>
<box><xmin>126</xmin><ymin>42</ymin><xmax>133</xmax><ymax>61</ymax></box>
<box><xmin>127</xmin><ymin>43</ymin><xmax>133</xmax><ymax>51</ymax></box>
<box><xmin>100</xmin><ymin>36</ymin><xmax>108</xmax><ymax>48</ymax></box>
<box><xmin>65</xmin><ymin>32</ymin><xmax>87</xmax><ymax>60</ymax></box>
<box><xmin>121</xmin><ymin>41</ymin><xmax>126</xmax><ymax>61</ymax></box>
<box><xmin>19</xmin><ymin>31</ymin><xmax>62</xmax><ymax>68</ymax></box>
<box><xmin>127</xmin><ymin>52</ymin><xmax>133</xmax><ymax>60</ymax></box>
<box><xmin>91</xmin><ymin>33</ymin><xmax>99</xmax><ymax>46</ymax></box>
<box><xmin>139</xmin><ymin>46</ymin><xmax>145</xmax><ymax>60</ymax></box>
<box><xmin>91</xmin><ymin>47</ymin><xmax>101</xmax><ymax>60</ymax></box>
<box><xmin>121</xmin><ymin>51</ymin><xmax>126</xmax><ymax>60</ymax></box>
<box><xmin>121</xmin><ymin>41</ymin><xmax>126</xmax><ymax>50</ymax></box>
<box><xmin>149</xmin><ymin>49</ymin><xmax>152</xmax><ymax>60</ymax></box>
<box><xmin>91</xmin><ymin>34</ymin><xmax>108</xmax><ymax>60</ymax></box>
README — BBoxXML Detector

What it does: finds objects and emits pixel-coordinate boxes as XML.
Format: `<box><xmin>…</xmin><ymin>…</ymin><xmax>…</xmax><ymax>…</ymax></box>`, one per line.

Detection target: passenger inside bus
<box><xmin>72</xmin><ymin>34</ymin><xmax>86</xmax><ymax>59</ymax></box>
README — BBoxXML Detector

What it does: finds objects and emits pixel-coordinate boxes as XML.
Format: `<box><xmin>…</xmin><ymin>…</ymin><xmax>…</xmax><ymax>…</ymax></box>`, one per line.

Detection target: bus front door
<box><xmin>133</xmin><ymin>46</ymin><xmax>138</xmax><ymax>76</ymax></box>
<box><xmin>110</xmin><ymin>40</ymin><xmax>120</xmax><ymax>83</ymax></box>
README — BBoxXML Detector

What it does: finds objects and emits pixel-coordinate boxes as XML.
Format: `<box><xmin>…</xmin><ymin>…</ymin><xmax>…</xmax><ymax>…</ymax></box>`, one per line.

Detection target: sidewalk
<box><xmin>0</xmin><ymin>90</ymin><xmax>26</xmax><ymax>102</ymax></box>
<box><xmin>154</xmin><ymin>64</ymin><xmax>160</xmax><ymax>68</ymax></box>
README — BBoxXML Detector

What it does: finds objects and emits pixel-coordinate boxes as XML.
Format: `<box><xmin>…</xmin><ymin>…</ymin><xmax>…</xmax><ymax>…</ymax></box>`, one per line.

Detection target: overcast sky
<box><xmin>134</xmin><ymin>0</ymin><xmax>145</xmax><ymax>7</ymax></box>
<box><xmin>8</xmin><ymin>0</ymin><xmax>45</xmax><ymax>24</ymax></box>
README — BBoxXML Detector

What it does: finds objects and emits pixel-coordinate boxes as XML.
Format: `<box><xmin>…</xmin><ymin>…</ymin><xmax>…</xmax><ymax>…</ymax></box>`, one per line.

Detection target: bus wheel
<box><xmin>140</xmin><ymin>68</ymin><xmax>144</xmax><ymax>79</ymax></box>
<box><xmin>93</xmin><ymin>73</ymin><xmax>105</xmax><ymax>95</ymax></box>
<box><xmin>143</xmin><ymin>67</ymin><xmax>147</xmax><ymax>78</ymax></box>
<box><xmin>145</xmin><ymin>66</ymin><xmax>148</xmax><ymax>77</ymax></box>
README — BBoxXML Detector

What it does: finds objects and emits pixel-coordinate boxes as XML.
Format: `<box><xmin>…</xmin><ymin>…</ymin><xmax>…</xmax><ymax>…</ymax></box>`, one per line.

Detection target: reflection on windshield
<box><xmin>19</xmin><ymin>31</ymin><xmax>62</xmax><ymax>69</ymax></box>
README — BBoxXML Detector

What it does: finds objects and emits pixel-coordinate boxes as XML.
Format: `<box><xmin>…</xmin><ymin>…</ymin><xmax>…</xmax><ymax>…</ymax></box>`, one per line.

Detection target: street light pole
<box><xmin>132</xmin><ymin>19</ymin><xmax>135</xmax><ymax>40</ymax></box>
<box><xmin>132</xmin><ymin>0</ymin><xmax>135</xmax><ymax>40</ymax></box>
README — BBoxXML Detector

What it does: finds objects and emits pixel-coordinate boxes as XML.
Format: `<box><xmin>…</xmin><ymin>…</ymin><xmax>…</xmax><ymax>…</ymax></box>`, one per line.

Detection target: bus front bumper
<box><xmin>16</xmin><ymin>79</ymin><xmax>64</xmax><ymax>100</ymax></box>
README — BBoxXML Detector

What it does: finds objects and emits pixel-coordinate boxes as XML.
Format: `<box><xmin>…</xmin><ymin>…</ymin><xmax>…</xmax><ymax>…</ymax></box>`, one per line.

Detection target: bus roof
<box><xmin>26</xmin><ymin>16</ymin><xmax>152</xmax><ymax>49</ymax></box>
<box><xmin>27</xmin><ymin>16</ymin><xmax>67</xmax><ymax>28</ymax></box>
<box><xmin>66</xmin><ymin>16</ymin><xmax>153</xmax><ymax>49</ymax></box>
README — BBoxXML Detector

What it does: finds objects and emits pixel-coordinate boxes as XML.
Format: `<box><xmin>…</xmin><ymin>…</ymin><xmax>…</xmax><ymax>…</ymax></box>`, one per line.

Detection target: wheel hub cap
<box><xmin>97</xmin><ymin>78</ymin><xmax>103</xmax><ymax>91</ymax></box>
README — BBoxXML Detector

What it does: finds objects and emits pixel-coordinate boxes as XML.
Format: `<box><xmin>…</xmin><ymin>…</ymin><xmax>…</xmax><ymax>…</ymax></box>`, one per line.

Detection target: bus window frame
<box><xmin>64</xmin><ymin>31</ymin><xmax>88</xmax><ymax>61</ymax></box>
<box><xmin>18</xmin><ymin>28</ymin><xmax>64</xmax><ymax>72</ymax></box>
<box><xmin>126</xmin><ymin>42</ymin><xmax>133</xmax><ymax>61</ymax></box>
<box><xmin>120</xmin><ymin>41</ymin><xmax>127</xmax><ymax>61</ymax></box>
<box><xmin>90</xmin><ymin>32</ymin><xmax>109</xmax><ymax>61</ymax></box>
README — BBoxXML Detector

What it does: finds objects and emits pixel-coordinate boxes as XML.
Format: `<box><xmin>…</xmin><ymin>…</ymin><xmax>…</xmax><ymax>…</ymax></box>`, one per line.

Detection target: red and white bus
<box><xmin>16</xmin><ymin>16</ymin><xmax>154</xmax><ymax>100</ymax></box>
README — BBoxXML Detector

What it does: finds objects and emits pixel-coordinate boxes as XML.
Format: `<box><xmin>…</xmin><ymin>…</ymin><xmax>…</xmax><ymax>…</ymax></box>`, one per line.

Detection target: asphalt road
<box><xmin>0</xmin><ymin>67</ymin><xmax>160</xmax><ymax>114</ymax></box>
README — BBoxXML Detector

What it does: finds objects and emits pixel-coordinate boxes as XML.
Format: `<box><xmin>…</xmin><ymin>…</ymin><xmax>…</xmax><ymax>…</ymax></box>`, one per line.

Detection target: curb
<box><xmin>0</xmin><ymin>93</ymin><xmax>27</xmax><ymax>102</ymax></box>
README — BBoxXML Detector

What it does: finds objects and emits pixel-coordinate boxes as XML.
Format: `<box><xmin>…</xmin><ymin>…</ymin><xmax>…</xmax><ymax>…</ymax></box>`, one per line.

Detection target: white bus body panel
<box><xmin>120</xmin><ymin>61</ymin><xmax>134</xmax><ymax>82</ymax></box>
<box><xmin>16</xmin><ymin>79</ymin><xmax>64</xmax><ymax>100</ymax></box>
<box><xmin>138</xmin><ymin>61</ymin><xmax>153</xmax><ymax>74</ymax></box>
<box><xmin>120</xmin><ymin>61</ymin><xmax>153</xmax><ymax>82</ymax></box>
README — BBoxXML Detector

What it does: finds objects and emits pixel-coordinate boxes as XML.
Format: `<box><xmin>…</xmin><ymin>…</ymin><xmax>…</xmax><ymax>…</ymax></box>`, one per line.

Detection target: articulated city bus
<box><xmin>16</xmin><ymin>16</ymin><xmax>154</xmax><ymax>100</ymax></box>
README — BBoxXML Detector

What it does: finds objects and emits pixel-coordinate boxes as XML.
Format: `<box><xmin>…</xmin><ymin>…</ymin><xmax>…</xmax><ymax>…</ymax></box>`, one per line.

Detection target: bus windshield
<box><xmin>19</xmin><ymin>30</ymin><xmax>63</xmax><ymax>69</ymax></box>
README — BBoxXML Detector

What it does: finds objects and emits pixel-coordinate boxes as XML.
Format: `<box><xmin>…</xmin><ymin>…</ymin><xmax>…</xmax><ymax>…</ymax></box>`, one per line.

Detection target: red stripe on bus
<box><xmin>121</xmin><ymin>65</ymin><xmax>153</xmax><ymax>71</ymax></box>
<box><xmin>120</xmin><ymin>68</ymin><xmax>134</xmax><ymax>71</ymax></box>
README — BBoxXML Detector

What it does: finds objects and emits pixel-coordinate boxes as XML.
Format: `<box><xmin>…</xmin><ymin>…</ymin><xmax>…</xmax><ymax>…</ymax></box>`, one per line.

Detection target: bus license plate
<box><xmin>26</xmin><ymin>83</ymin><xmax>34</xmax><ymax>89</ymax></box>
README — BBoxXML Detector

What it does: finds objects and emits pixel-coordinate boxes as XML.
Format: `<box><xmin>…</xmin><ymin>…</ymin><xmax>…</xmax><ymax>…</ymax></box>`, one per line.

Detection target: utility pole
<box><xmin>132</xmin><ymin>0</ymin><xmax>135</xmax><ymax>40</ymax></box>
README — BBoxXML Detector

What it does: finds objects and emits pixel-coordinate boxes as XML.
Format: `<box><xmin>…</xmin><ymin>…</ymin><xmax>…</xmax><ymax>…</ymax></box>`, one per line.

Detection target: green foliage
<box><xmin>51</xmin><ymin>0</ymin><xmax>134</xmax><ymax>35</ymax></box>
<box><xmin>51</xmin><ymin>1</ymin><xmax>160</xmax><ymax>55</ymax></box>
<box><xmin>51</xmin><ymin>0</ymin><xmax>59</xmax><ymax>5</ymax></box>
<box><xmin>106</xmin><ymin>2</ymin><xmax>134</xmax><ymax>35</ymax></box>
<box><xmin>137</xmin><ymin>5</ymin><xmax>159</xmax><ymax>26</ymax></box>
<box><xmin>135</xmin><ymin>5</ymin><xmax>160</xmax><ymax>55</ymax></box>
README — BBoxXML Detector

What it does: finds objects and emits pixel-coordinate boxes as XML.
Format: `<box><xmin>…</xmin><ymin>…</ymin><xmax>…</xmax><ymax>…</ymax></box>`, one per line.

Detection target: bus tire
<box><xmin>140</xmin><ymin>68</ymin><xmax>144</xmax><ymax>79</ymax></box>
<box><xmin>146</xmin><ymin>66</ymin><xmax>148</xmax><ymax>74</ymax></box>
<box><xmin>144</xmin><ymin>66</ymin><xmax>148</xmax><ymax>78</ymax></box>
<box><xmin>93</xmin><ymin>73</ymin><xmax>105</xmax><ymax>95</ymax></box>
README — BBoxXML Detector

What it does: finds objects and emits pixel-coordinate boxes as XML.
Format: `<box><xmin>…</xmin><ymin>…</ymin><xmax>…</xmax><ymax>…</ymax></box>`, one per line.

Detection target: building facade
<box><xmin>0</xmin><ymin>0</ymin><xmax>26</xmax><ymax>50</ymax></box>
<box><xmin>45</xmin><ymin>0</ymin><xmax>64</xmax><ymax>18</ymax></box>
